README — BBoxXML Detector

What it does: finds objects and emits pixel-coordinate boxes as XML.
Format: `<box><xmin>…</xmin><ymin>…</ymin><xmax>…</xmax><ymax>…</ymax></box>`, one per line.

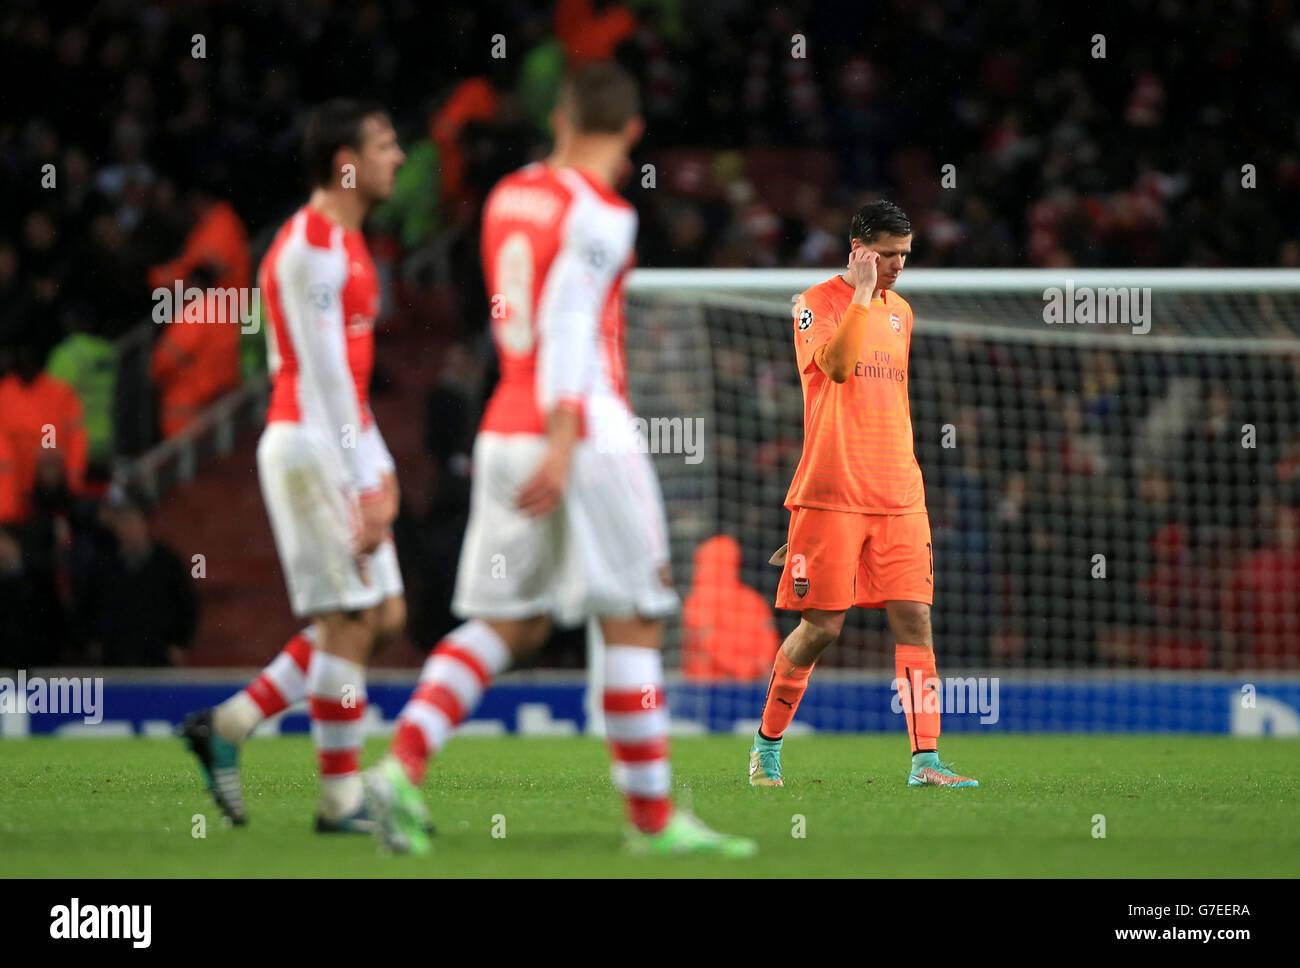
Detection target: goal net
<box><xmin>615</xmin><ymin>269</ymin><xmax>1300</xmax><ymax>735</ymax></box>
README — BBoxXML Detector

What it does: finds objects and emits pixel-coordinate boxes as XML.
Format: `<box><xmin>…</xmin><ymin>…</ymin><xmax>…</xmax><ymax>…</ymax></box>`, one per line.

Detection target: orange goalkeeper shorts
<box><xmin>775</xmin><ymin>507</ymin><xmax>934</xmax><ymax>612</ymax></box>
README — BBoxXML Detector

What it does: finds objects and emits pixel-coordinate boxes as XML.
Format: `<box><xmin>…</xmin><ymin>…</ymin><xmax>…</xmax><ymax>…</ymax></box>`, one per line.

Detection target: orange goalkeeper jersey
<box><xmin>784</xmin><ymin>274</ymin><xmax>926</xmax><ymax>514</ymax></box>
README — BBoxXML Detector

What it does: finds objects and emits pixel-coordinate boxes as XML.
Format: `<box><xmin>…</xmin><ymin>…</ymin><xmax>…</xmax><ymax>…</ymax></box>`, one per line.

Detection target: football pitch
<box><xmin>2</xmin><ymin>735</ymin><xmax>1296</xmax><ymax>877</ymax></box>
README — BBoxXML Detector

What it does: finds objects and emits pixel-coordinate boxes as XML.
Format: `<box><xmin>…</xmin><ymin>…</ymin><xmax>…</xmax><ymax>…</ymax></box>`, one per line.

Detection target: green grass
<box><xmin>1</xmin><ymin>735</ymin><xmax>1296</xmax><ymax>877</ymax></box>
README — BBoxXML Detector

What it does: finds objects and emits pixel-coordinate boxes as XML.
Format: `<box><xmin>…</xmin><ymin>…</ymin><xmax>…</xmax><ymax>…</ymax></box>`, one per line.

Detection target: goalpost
<box><xmin>584</xmin><ymin>268</ymin><xmax>1300</xmax><ymax>737</ymax></box>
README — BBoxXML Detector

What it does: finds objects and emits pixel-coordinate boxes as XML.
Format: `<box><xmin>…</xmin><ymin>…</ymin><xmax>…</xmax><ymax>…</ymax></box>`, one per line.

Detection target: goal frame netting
<box><xmin>583</xmin><ymin>268</ymin><xmax>1300</xmax><ymax>736</ymax></box>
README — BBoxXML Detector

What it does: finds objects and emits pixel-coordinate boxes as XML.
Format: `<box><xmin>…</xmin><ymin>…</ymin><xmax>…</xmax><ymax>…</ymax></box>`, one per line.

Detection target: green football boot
<box><xmin>748</xmin><ymin>732</ymin><xmax>784</xmax><ymax>787</ymax></box>
<box><xmin>907</xmin><ymin>751</ymin><xmax>979</xmax><ymax>788</ymax></box>
<box><xmin>624</xmin><ymin>810</ymin><xmax>758</xmax><ymax>858</ymax></box>
<box><xmin>362</xmin><ymin>758</ymin><xmax>433</xmax><ymax>856</ymax></box>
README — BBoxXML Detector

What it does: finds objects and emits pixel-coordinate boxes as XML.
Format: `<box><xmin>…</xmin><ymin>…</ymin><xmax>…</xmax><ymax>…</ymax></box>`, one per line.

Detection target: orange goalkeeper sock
<box><xmin>759</xmin><ymin>650</ymin><xmax>813</xmax><ymax>739</ymax></box>
<box><xmin>894</xmin><ymin>644</ymin><xmax>940</xmax><ymax>754</ymax></box>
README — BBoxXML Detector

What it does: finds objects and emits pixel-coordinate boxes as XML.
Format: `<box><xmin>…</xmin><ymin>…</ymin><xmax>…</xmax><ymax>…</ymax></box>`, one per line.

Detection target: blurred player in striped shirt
<box><xmin>180</xmin><ymin>100</ymin><xmax>409</xmax><ymax>832</ymax></box>
<box><xmin>362</xmin><ymin>63</ymin><xmax>755</xmax><ymax>858</ymax></box>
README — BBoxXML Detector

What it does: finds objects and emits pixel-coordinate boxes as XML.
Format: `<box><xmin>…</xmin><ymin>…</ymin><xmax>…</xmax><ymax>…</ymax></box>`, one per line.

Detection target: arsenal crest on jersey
<box><xmin>793</xmin><ymin>576</ymin><xmax>810</xmax><ymax>598</ymax></box>
<box><xmin>890</xmin><ymin>312</ymin><xmax>902</xmax><ymax>333</ymax></box>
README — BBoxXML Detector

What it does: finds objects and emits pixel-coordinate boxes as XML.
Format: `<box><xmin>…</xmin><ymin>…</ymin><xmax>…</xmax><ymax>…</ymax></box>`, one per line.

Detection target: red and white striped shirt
<box><xmin>479</xmin><ymin>163</ymin><xmax>636</xmax><ymax>438</ymax></box>
<box><xmin>259</xmin><ymin>205</ymin><xmax>383</xmax><ymax>494</ymax></box>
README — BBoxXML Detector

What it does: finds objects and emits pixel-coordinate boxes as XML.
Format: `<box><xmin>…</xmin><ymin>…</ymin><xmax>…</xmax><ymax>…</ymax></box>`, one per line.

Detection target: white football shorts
<box><xmin>257</xmin><ymin>422</ymin><xmax>402</xmax><ymax>617</ymax></box>
<box><xmin>451</xmin><ymin>430</ymin><xmax>679</xmax><ymax>625</ymax></box>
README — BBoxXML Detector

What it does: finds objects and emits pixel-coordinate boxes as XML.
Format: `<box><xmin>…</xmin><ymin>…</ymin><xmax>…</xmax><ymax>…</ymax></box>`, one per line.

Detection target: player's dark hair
<box><xmin>301</xmin><ymin>98</ymin><xmax>389</xmax><ymax>189</ymax></box>
<box><xmin>556</xmin><ymin>62</ymin><xmax>640</xmax><ymax>134</ymax></box>
<box><xmin>849</xmin><ymin>200</ymin><xmax>913</xmax><ymax>244</ymax></box>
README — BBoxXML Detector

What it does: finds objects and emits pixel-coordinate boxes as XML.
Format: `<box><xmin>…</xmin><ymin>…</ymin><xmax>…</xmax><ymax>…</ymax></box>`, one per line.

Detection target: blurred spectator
<box><xmin>1182</xmin><ymin>384</ymin><xmax>1256</xmax><ymax>535</ymax></box>
<box><xmin>682</xmin><ymin>535</ymin><xmax>779</xmax><ymax>679</ymax></box>
<box><xmin>147</xmin><ymin>192</ymin><xmax>250</xmax><ymax>296</ymax></box>
<box><xmin>45</xmin><ymin>317</ymin><xmax>118</xmax><ymax>474</ymax></box>
<box><xmin>6</xmin><ymin>455</ymin><xmax>83</xmax><ymax>665</ymax></box>
<box><xmin>1133</xmin><ymin>377</ymin><xmax>1201</xmax><ymax>477</ymax></box>
<box><xmin>0</xmin><ymin>429</ymin><xmax>19</xmax><ymax>526</ymax></box>
<box><xmin>516</xmin><ymin>35</ymin><xmax>566</xmax><ymax>135</ymax></box>
<box><xmin>1059</xmin><ymin>395</ymin><xmax>1108</xmax><ymax>477</ymax></box>
<box><xmin>932</xmin><ymin>410</ymin><xmax>993</xmax><ymax>659</ymax></box>
<box><xmin>0</xmin><ymin>342</ymin><xmax>88</xmax><ymax>522</ymax></box>
<box><xmin>1128</xmin><ymin>472</ymin><xmax>1211</xmax><ymax>668</ymax></box>
<box><xmin>556</xmin><ymin>0</ymin><xmax>636</xmax><ymax>65</ymax></box>
<box><xmin>149</xmin><ymin>265</ymin><xmax>241</xmax><ymax>438</ymax></box>
<box><xmin>371</xmin><ymin>137</ymin><xmax>441</xmax><ymax>251</ymax></box>
<box><xmin>1221</xmin><ymin>494</ymin><xmax>1300</xmax><ymax>670</ymax></box>
<box><xmin>0</xmin><ymin>526</ymin><xmax>66</xmax><ymax>668</ymax></box>
<box><xmin>431</xmin><ymin>78</ymin><xmax>500</xmax><ymax>212</ymax></box>
<box><xmin>83</xmin><ymin>487</ymin><xmax>197</xmax><ymax>667</ymax></box>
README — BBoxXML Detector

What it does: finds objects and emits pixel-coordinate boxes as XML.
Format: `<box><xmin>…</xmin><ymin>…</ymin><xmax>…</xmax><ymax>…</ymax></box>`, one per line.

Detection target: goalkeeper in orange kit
<box><xmin>749</xmin><ymin>200</ymin><xmax>978</xmax><ymax>789</ymax></box>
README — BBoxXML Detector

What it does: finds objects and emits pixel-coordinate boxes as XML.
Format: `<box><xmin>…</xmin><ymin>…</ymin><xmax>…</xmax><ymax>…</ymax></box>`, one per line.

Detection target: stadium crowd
<box><xmin>2</xmin><ymin>0</ymin><xmax>1298</xmax><ymax>668</ymax></box>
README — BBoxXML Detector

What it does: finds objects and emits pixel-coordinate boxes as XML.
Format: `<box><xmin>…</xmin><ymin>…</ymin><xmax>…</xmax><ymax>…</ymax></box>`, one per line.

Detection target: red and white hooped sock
<box><xmin>214</xmin><ymin>627</ymin><xmax>317</xmax><ymax>743</ymax></box>
<box><xmin>604</xmin><ymin>645</ymin><xmax>673</xmax><ymax>834</ymax></box>
<box><xmin>388</xmin><ymin>620</ymin><xmax>510</xmax><ymax>785</ymax></box>
<box><xmin>306</xmin><ymin>651</ymin><xmax>367</xmax><ymax>820</ymax></box>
